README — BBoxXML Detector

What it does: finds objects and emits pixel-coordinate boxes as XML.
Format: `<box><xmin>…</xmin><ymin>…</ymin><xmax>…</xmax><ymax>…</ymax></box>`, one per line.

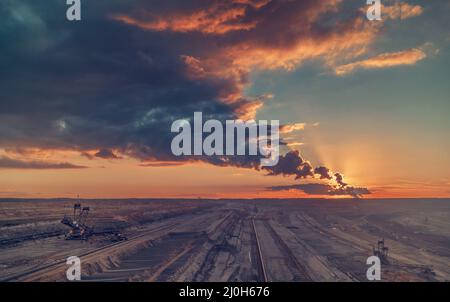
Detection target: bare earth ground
<box><xmin>0</xmin><ymin>199</ymin><xmax>449</xmax><ymax>282</ymax></box>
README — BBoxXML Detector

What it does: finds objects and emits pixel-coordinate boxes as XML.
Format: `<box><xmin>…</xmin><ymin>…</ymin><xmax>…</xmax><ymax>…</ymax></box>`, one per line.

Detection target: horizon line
<box><xmin>1</xmin><ymin>197</ymin><xmax>450</xmax><ymax>201</ymax></box>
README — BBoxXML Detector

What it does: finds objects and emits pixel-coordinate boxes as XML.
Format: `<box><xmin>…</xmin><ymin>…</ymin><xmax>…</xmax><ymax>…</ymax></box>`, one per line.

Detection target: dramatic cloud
<box><xmin>0</xmin><ymin>156</ymin><xmax>86</xmax><ymax>170</ymax></box>
<box><xmin>1</xmin><ymin>0</ymin><xmax>382</xmax><ymax>158</ymax></box>
<box><xmin>0</xmin><ymin>0</ymin><xmax>420</xmax><ymax>196</ymax></box>
<box><xmin>258</xmin><ymin>151</ymin><xmax>368</xmax><ymax>198</ymax></box>
<box><xmin>334</xmin><ymin>48</ymin><xmax>426</xmax><ymax>75</ymax></box>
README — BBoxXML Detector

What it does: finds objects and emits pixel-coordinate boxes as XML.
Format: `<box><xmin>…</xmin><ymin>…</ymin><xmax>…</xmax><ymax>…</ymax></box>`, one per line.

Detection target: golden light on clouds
<box><xmin>334</xmin><ymin>48</ymin><xmax>427</xmax><ymax>75</ymax></box>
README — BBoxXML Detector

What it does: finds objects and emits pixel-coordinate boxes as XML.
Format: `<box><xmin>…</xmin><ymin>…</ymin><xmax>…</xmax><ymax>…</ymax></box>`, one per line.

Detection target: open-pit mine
<box><xmin>0</xmin><ymin>199</ymin><xmax>449</xmax><ymax>282</ymax></box>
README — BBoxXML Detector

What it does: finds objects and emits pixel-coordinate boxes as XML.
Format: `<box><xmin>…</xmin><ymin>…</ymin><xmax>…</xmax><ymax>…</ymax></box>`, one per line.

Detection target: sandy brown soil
<box><xmin>0</xmin><ymin>199</ymin><xmax>449</xmax><ymax>282</ymax></box>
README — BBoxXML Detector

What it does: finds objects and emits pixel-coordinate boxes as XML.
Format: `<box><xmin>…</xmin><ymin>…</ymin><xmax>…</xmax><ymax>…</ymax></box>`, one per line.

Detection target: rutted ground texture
<box><xmin>0</xmin><ymin>199</ymin><xmax>449</xmax><ymax>282</ymax></box>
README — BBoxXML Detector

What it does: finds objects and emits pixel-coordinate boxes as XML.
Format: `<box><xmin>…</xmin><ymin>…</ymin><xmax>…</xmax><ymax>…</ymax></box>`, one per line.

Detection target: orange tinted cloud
<box><xmin>285</xmin><ymin>142</ymin><xmax>304</xmax><ymax>148</ymax></box>
<box><xmin>232</xmin><ymin>100</ymin><xmax>264</xmax><ymax>120</ymax></box>
<box><xmin>174</xmin><ymin>2</ymin><xmax>381</xmax><ymax>118</ymax></box>
<box><xmin>0</xmin><ymin>149</ymin><xmax>87</xmax><ymax>170</ymax></box>
<box><xmin>112</xmin><ymin>10</ymin><xmax>257</xmax><ymax>35</ymax></box>
<box><xmin>113</xmin><ymin>1</ymin><xmax>373</xmax><ymax>69</ymax></box>
<box><xmin>383</xmin><ymin>2</ymin><xmax>423</xmax><ymax>20</ymax></box>
<box><xmin>280</xmin><ymin>123</ymin><xmax>306</xmax><ymax>134</ymax></box>
<box><xmin>111</xmin><ymin>0</ymin><xmax>270</xmax><ymax>35</ymax></box>
<box><xmin>334</xmin><ymin>48</ymin><xmax>426</xmax><ymax>75</ymax></box>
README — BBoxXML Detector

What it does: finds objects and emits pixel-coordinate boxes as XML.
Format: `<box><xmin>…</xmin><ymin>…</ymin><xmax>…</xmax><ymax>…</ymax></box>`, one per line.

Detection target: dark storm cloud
<box><xmin>0</xmin><ymin>0</ymin><xmax>237</xmax><ymax>160</ymax></box>
<box><xmin>0</xmin><ymin>156</ymin><xmax>86</xmax><ymax>169</ymax></box>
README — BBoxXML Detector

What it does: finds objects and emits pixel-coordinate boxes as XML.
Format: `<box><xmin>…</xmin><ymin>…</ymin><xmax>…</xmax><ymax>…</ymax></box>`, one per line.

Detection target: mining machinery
<box><xmin>61</xmin><ymin>202</ymin><xmax>93</xmax><ymax>240</ymax></box>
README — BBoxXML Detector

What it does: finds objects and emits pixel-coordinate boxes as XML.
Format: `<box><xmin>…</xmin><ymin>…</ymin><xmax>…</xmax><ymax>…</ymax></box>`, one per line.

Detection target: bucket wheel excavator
<box><xmin>61</xmin><ymin>202</ymin><xmax>93</xmax><ymax>240</ymax></box>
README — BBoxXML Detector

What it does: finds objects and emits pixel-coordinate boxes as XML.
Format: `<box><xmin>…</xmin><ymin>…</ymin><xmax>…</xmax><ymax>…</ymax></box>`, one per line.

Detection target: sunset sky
<box><xmin>0</xmin><ymin>0</ymin><xmax>449</xmax><ymax>199</ymax></box>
